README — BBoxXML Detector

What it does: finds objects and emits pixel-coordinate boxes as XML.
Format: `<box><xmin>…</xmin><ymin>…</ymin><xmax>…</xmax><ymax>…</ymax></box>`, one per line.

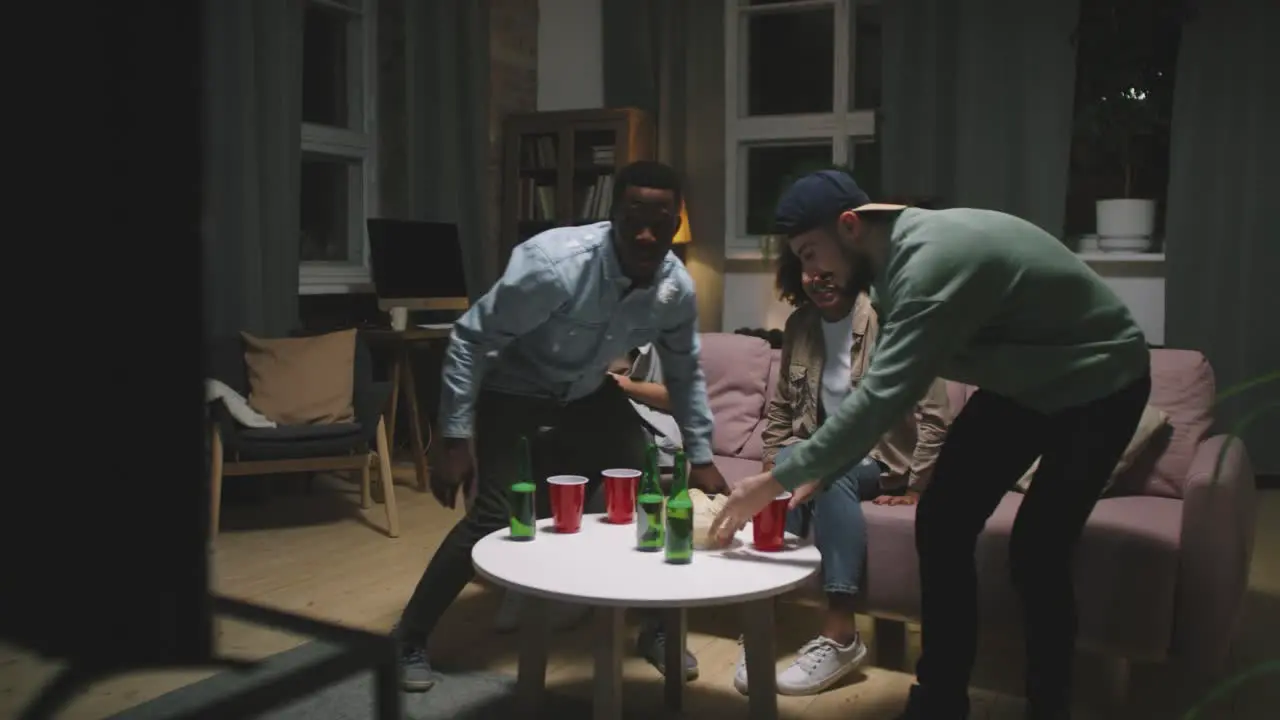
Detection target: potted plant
<box><xmin>1072</xmin><ymin>0</ymin><xmax>1182</xmax><ymax>251</ymax></box>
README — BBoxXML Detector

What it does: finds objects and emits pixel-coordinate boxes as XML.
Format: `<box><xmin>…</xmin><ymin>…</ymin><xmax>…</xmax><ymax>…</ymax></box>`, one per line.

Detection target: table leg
<box><xmin>593</xmin><ymin>606</ymin><xmax>625</xmax><ymax>720</ymax></box>
<box><xmin>516</xmin><ymin>595</ymin><xmax>550</xmax><ymax>716</ymax></box>
<box><xmin>662</xmin><ymin>607</ymin><xmax>687</xmax><ymax>712</ymax></box>
<box><xmin>399</xmin><ymin>357</ymin><xmax>431</xmax><ymax>492</ymax></box>
<box><xmin>742</xmin><ymin>598</ymin><xmax>779</xmax><ymax>720</ymax></box>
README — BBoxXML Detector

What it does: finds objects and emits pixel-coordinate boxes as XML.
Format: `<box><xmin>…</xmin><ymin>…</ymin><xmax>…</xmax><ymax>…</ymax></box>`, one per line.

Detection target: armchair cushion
<box><xmin>241</xmin><ymin>329</ymin><xmax>357</xmax><ymax>425</ymax></box>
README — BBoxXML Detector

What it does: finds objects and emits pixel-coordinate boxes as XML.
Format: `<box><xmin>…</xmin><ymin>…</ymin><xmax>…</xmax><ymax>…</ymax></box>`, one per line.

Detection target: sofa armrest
<box><xmin>1174</xmin><ymin>434</ymin><xmax>1257</xmax><ymax>674</ymax></box>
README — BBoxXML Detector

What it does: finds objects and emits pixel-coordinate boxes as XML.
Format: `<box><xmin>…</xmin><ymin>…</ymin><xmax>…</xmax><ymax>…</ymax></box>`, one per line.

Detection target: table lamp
<box><xmin>673</xmin><ymin>201</ymin><xmax>692</xmax><ymax>245</ymax></box>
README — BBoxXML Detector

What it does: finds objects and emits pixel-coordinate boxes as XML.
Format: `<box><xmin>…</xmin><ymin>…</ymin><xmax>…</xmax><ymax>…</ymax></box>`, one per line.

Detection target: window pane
<box><xmin>846</xmin><ymin>138</ymin><xmax>882</xmax><ymax>200</ymax></box>
<box><xmin>300</xmin><ymin>155</ymin><xmax>354</xmax><ymax>262</ymax></box>
<box><xmin>746</xmin><ymin>9</ymin><xmax>834</xmax><ymax>116</ymax></box>
<box><xmin>850</xmin><ymin>3</ymin><xmax>882</xmax><ymax>110</ymax></box>
<box><xmin>745</xmin><ymin>143</ymin><xmax>834</xmax><ymax>236</ymax></box>
<box><xmin>302</xmin><ymin>2</ymin><xmax>350</xmax><ymax>127</ymax></box>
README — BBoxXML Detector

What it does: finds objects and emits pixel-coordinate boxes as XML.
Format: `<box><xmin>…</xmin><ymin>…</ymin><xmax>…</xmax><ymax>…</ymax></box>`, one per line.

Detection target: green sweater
<box><xmin>772</xmin><ymin>208</ymin><xmax>1149</xmax><ymax>492</ymax></box>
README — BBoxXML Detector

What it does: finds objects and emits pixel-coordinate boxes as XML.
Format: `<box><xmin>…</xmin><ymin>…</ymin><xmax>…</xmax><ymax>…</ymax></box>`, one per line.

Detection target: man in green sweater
<box><xmin>712</xmin><ymin>170</ymin><xmax>1150</xmax><ymax>719</ymax></box>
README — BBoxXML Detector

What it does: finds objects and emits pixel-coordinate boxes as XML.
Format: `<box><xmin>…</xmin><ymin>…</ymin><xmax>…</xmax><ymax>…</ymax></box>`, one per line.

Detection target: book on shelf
<box><xmin>590</xmin><ymin>145</ymin><xmax>615</xmax><ymax>166</ymax></box>
<box><xmin>579</xmin><ymin>173</ymin><xmax>615</xmax><ymax>220</ymax></box>
<box><xmin>518</xmin><ymin>179</ymin><xmax>556</xmax><ymax>221</ymax></box>
<box><xmin>520</xmin><ymin>136</ymin><xmax>558</xmax><ymax>170</ymax></box>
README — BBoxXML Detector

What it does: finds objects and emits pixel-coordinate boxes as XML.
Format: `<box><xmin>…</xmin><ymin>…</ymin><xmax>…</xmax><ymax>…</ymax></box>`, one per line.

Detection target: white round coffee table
<box><xmin>472</xmin><ymin>513</ymin><xmax>820</xmax><ymax>720</ymax></box>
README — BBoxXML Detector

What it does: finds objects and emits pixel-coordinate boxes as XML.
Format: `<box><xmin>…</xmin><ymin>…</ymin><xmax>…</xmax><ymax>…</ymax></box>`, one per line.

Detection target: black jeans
<box><xmin>912</xmin><ymin>374</ymin><xmax>1151</xmax><ymax>719</ymax></box>
<box><xmin>398</xmin><ymin>380</ymin><xmax>647</xmax><ymax>645</ymax></box>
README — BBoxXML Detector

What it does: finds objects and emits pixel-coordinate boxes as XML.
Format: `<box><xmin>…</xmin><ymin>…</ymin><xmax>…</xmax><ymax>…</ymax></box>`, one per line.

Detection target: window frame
<box><xmin>723</xmin><ymin>0</ymin><xmax>878</xmax><ymax>259</ymax></box>
<box><xmin>299</xmin><ymin>0</ymin><xmax>379</xmax><ymax>295</ymax></box>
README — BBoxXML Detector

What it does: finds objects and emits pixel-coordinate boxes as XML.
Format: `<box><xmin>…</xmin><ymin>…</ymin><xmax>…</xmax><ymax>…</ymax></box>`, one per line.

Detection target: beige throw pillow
<box><xmin>241</xmin><ymin>329</ymin><xmax>357</xmax><ymax>425</ymax></box>
<box><xmin>1014</xmin><ymin>405</ymin><xmax>1170</xmax><ymax>495</ymax></box>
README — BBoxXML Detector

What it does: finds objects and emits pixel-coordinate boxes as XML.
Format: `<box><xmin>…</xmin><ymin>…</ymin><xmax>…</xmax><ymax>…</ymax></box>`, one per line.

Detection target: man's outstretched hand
<box><xmin>432</xmin><ymin>438</ymin><xmax>474</xmax><ymax>509</ymax></box>
<box><xmin>688</xmin><ymin>462</ymin><xmax>729</xmax><ymax>495</ymax></box>
<box><xmin>709</xmin><ymin>470</ymin><xmax>786</xmax><ymax>543</ymax></box>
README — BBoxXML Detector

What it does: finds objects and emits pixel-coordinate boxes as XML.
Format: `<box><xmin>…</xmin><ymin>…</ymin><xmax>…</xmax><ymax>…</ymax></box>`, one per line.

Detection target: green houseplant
<box><xmin>1072</xmin><ymin>0</ymin><xmax>1182</xmax><ymax>249</ymax></box>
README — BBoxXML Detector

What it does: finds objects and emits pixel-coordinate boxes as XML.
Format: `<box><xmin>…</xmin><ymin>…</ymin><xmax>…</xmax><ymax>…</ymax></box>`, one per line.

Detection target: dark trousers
<box><xmin>913</xmin><ymin>374</ymin><xmax>1150</xmax><ymax>718</ymax></box>
<box><xmin>399</xmin><ymin>381</ymin><xmax>646</xmax><ymax>645</ymax></box>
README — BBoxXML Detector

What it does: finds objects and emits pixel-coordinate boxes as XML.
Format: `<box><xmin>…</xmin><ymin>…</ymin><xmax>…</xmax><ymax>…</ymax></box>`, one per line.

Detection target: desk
<box><xmin>472</xmin><ymin>514</ymin><xmax>820</xmax><ymax>720</ymax></box>
<box><xmin>363</xmin><ymin>326</ymin><xmax>451</xmax><ymax>492</ymax></box>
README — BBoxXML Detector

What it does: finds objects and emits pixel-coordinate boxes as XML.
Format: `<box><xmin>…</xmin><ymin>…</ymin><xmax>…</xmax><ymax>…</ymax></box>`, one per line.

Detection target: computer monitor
<box><xmin>367</xmin><ymin>218</ymin><xmax>470</xmax><ymax>311</ymax></box>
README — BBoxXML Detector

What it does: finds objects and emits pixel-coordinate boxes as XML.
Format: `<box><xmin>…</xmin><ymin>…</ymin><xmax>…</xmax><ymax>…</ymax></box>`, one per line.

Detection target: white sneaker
<box><xmin>735</xmin><ymin>634</ymin><xmax>868</xmax><ymax>696</ymax></box>
<box><xmin>733</xmin><ymin>636</ymin><xmax>750</xmax><ymax>695</ymax></box>
<box><xmin>776</xmin><ymin>634</ymin><xmax>867</xmax><ymax>696</ymax></box>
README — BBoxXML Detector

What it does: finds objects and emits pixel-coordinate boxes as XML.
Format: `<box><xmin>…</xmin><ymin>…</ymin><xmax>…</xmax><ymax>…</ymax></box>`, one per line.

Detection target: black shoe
<box><xmin>895</xmin><ymin>684</ymin><xmax>924</xmax><ymax>719</ymax></box>
<box><xmin>896</xmin><ymin>684</ymin><xmax>970</xmax><ymax>719</ymax></box>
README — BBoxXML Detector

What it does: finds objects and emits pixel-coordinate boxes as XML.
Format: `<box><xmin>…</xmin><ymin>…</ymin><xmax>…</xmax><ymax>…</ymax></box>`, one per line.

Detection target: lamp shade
<box><xmin>673</xmin><ymin>201</ymin><xmax>692</xmax><ymax>245</ymax></box>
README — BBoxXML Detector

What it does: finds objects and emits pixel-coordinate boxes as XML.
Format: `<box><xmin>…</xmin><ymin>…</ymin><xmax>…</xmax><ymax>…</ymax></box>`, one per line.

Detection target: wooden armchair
<box><xmin>206</xmin><ymin>332</ymin><xmax>400</xmax><ymax>538</ymax></box>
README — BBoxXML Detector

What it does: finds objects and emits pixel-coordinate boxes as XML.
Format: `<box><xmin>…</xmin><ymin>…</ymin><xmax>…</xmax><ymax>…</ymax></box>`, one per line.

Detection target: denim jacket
<box><xmin>439</xmin><ymin>222</ymin><xmax>715</xmax><ymax>464</ymax></box>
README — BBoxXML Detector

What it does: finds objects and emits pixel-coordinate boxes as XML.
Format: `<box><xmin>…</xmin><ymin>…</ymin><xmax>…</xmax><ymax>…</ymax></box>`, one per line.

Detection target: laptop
<box><xmin>367</xmin><ymin>218</ymin><xmax>469</xmax><ymax>302</ymax></box>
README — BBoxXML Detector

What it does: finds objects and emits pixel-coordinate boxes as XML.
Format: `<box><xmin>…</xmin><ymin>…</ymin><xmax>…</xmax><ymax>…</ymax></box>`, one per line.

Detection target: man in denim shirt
<box><xmin>395</xmin><ymin>161</ymin><xmax>727</xmax><ymax>692</ymax></box>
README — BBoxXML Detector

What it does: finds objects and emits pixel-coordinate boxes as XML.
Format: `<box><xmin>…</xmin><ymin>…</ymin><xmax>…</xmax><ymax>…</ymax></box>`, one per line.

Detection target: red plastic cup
<box><xmin>547</xmin><ymin>475</ymin><xmax>589</xmax><ymax>533</ymax></box>
<box><xmin>752</xmin><ymin>492</ymin><xmax>793</xmax><ymax>551</ymax></box>
<box><xmin>602</xmin><ymin>468</ymin><xmax>641</xmax><ymax>523</ymax></box>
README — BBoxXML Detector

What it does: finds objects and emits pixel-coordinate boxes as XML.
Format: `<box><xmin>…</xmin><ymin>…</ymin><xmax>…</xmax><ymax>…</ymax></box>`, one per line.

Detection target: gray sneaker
<box><xmin>393</xmin><ymin>627</ymin><xmax>435</xmax><ymax>693</ymax></box>
<box><xmin>636</xmin><ymin>625</ymin><xmax>698</xmax><ymax>681</ymax></box>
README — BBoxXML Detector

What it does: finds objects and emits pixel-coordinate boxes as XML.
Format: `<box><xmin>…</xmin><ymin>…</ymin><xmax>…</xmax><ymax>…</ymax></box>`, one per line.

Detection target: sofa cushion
<box><xmin>1116</xmin><ymin>349</ymin><xmax>1216</xmax><ymax>499</ymax></box>
<box><xmin>700</xmin><ymin>333</ymin><xmax>773</xmax><ymax>457</ymax></box>
<box><xmin>1014</xmin><ymin>404</ymin><xmax>1171</xmax><ymax>495</ymax></box>
<box><xmin>740</xmin><ymin>348</ymin><xmax>784</xmax><ymax>461</ymax></box>
<box><xmin>713</xmin><ymin>455</ymin><xmax>762</xmax><ymax>490</ymax></box>
<box><xmin>861</xmin><ymin>493</ymin><xmax>1182</xmax><ymax>660</ymax></box>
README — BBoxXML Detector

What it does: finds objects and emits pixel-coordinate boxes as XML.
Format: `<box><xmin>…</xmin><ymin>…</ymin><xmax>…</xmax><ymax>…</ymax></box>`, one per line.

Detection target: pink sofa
<box><xmin>698</xmin><ymin>332</ymin><xmax>1257</xmax><ymax>677</ymax></box>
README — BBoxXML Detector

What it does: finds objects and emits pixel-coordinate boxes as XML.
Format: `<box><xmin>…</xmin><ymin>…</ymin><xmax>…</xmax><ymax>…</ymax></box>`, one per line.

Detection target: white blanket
<box><xmin>204</xmin><ymin>379</ymin><xmax>277</xmax><ymax>428</ymax></box>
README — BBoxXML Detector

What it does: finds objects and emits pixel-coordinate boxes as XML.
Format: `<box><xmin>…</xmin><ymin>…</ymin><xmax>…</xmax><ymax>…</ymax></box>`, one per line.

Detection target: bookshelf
<box><xmin>501</xmin><ymin>108</ymin><xmax>655</xmax><ymax>261</ymax></box>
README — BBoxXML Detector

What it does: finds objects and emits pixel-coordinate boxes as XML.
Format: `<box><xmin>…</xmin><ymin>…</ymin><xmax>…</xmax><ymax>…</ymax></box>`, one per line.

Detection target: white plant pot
<box><xmin>1096</xmin><ymin>198</ymin><xmax>1156</xmax><ymax>240</ymax></box>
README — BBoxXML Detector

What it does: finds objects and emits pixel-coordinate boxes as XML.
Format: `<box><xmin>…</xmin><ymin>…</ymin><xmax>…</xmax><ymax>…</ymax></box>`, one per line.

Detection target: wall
<box><xmin>536</xmin><ymin>0</ymin><xmax>603</xmax><ymax>111</ymax></box>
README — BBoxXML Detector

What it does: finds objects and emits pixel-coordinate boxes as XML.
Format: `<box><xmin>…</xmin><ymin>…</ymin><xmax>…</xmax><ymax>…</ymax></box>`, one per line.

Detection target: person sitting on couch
<box><xmin>610</xmin><ymin>344</ymin><xmax>683</xmax><ymax>469</ymax></box>
<box><xmin>732</xmin><ymin>240</ymin><xmax>951</xmax><ymax>697</ymax></box>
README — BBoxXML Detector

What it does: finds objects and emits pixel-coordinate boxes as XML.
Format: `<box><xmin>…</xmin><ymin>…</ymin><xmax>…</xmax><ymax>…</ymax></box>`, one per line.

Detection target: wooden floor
<box><xmin>3</xmin><ymin>467</ymin><xmax>1277</xmax><ymax>719</ymax></box>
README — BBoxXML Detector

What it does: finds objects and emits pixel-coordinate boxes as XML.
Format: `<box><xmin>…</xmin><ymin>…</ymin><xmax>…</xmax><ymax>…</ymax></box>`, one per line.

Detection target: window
<box><xmin>724</xmin><ymin>0</ymin><xmax>882</xmax><ymax>258</ymax></box>
<box><xmin>1065</xmin><ymin>0</ymin><xmax>1182</xmax><ymax>241</ymax></box>
<box><xmin>299</xmin><ymin>0</ymin><xmax>378</xmax><ymax>293</ymax></box>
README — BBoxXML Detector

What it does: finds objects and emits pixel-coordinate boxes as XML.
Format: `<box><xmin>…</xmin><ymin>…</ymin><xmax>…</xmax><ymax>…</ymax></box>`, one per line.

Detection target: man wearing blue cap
<box><xmin>711</xmin><ymin>170</ymin><xmax>1151</xmax><ymax>719</ymax></box>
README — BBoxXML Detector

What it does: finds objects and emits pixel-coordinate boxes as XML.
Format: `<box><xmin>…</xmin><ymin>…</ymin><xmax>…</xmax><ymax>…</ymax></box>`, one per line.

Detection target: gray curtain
<box><xmin>1164</xmin><ymin>1</ymin><xmax>1280</xmax><ymax>474</ymax></box>
<box><xmin>201</xmin><ymin>0</ymin><xmax>302</xmax><ymax>339</ymax></box>
<box><xmin>881</xmin><ymin>0</ymin><xmax>1079</xmax><ymax>237</ymax></box>
<box><xmin>602</xmin><ymin>0</ymin><xmax>727</xmax><ymax>331</ymax></box>
<box><xmin>405</xmin><ymin>0</ymin><xmax>494</xmax><ymax>298</ymax></box>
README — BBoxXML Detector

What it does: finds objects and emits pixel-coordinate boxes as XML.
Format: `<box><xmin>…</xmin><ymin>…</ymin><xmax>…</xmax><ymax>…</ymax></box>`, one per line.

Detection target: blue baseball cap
<box><xmin>772</xmin><ymin>169</ymin><xmax>905</xmax><ymax>238</ymax></box>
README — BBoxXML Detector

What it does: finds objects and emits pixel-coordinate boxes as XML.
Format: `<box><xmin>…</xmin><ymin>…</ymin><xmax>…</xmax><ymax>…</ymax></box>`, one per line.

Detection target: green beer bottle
<box><xmin>664</xmin><ymin>449</ymin><xmax>693</xmax><ymax>564</ymax></box>
<box><xmin>507</xmin><ymin>435</ymin><xmax>536</xmax><ymax>541</ymax></box>
<box><xmin>635</xmin><ymin>443</ymin><xmax>665</xmax><ymax>552</ymax></box>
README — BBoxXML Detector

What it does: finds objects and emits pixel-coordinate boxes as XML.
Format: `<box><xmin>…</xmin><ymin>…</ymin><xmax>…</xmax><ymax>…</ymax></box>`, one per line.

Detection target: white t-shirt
<box><xmin>819</xmin><ymin>312</ymin><xmax>855</xmax><ymax>420</ymax></box>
